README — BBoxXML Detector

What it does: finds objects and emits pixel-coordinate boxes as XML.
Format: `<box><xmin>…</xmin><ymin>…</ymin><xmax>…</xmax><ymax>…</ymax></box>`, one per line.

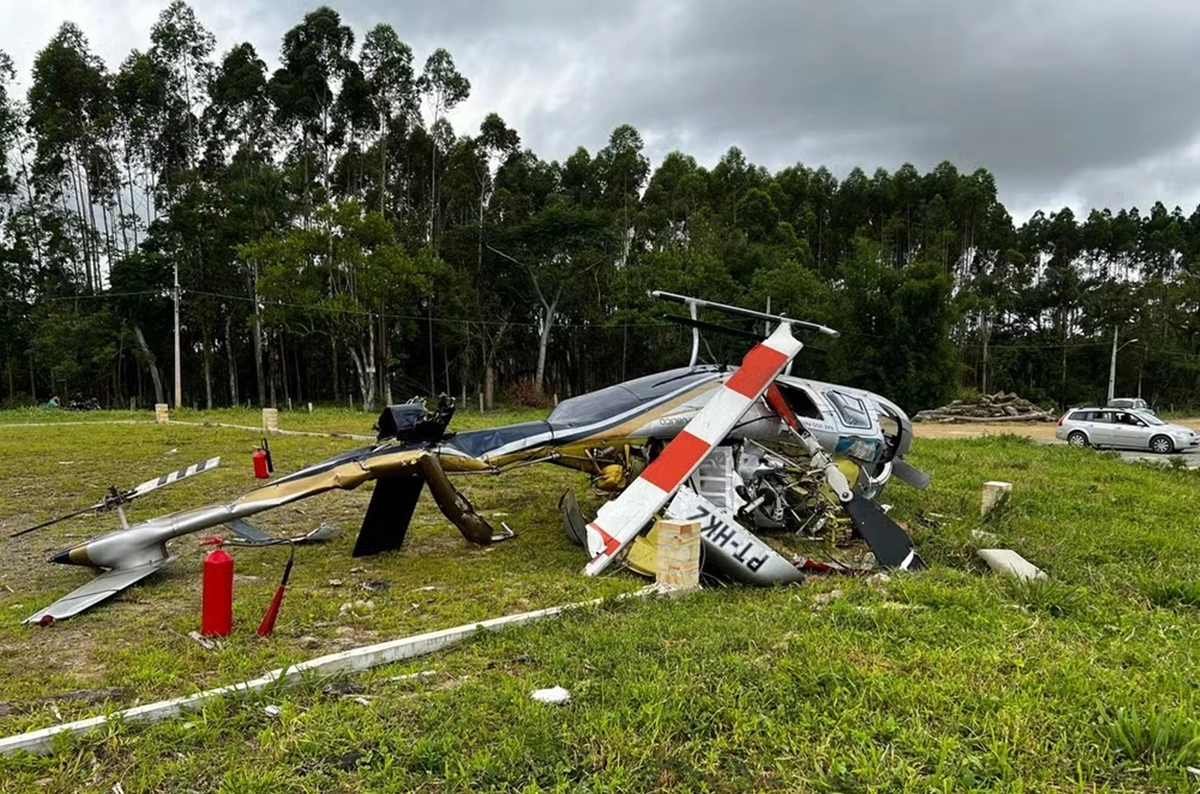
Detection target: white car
<box><xmin>1055</xmin><ymin>408</ymin><xmax>1200</xmax><ymax>454</ymax></box>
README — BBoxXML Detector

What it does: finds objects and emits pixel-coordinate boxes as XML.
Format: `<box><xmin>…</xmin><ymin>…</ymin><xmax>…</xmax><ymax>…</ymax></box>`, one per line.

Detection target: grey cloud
<box><xmin>7</xmin><ymin>0</ymin><xmax>1200</xmax><ymax>216</ymax></box>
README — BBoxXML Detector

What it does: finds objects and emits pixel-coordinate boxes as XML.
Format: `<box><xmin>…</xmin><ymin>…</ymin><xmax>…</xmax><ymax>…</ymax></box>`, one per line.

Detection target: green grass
<box><xmin>1</xmin><ymin>418</ymin><xmax>1199</xmax><ymax>791</ymax></box>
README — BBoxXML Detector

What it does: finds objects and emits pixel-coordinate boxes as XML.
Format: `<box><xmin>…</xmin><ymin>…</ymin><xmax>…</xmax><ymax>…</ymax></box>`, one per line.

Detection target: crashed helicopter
<box><xmin>18</xmin><ymin>291</ymin><xmax>931</xmax><ymax>624</ymax></box>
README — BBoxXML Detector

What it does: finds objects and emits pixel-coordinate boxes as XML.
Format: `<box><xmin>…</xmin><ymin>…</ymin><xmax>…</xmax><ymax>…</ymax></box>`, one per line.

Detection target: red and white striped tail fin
<box><xmin>583</xmin><ymin>323</ymin><xmax>803</xmax><ymax>576</ymax></box>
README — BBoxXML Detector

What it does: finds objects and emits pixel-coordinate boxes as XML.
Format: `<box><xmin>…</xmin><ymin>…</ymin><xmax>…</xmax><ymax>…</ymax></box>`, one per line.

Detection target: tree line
<box><xmin>1</xmin><ymin>3</ymin><xmax>1198</xmax><ymax>416</ymax></box>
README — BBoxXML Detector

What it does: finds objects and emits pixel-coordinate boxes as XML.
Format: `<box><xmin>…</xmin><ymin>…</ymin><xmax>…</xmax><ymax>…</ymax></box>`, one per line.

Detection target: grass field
<box><xmin>1</xmin><ymin>408</ymin><xmax>1199</xmax><ymax>792</ymax></box>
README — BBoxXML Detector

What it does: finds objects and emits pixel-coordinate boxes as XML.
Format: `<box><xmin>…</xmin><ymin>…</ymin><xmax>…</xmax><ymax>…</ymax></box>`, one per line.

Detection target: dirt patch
<box><xmin>913</xmin><ymin>421</ymin><xmax>1061</xmax><ymax>441</ymax></box>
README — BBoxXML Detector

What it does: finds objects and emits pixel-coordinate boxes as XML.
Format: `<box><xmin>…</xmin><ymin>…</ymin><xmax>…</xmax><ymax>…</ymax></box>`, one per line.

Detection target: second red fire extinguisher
<box><xmin>252</xmin><ymin>436</ymin><xmax>274</xmax><ymax>479</ymax></box>
<box><xmin>252</xmin><ymin>448</ymin><xmax>269</xmax><ymax>479</ymax></box>
<box><xmin>201</xmin><ymin>548</ymin><xmax>234</xmax><ymax>637</ymax></box>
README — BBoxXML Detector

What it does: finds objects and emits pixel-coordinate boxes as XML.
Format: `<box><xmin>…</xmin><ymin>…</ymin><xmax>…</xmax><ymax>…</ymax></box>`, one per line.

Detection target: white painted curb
<box><xmin>1</xmin><ymin>587</ymin><xmax>661</xmax><ymax>757</ymax></box>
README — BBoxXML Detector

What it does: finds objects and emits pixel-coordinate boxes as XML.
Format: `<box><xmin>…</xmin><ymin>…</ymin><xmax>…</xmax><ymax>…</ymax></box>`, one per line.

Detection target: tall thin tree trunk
<box><xmin>225</xmin><ymin>315</ymin><xmax>238</xmax><ymax>406</ymax></box>
<box><xmin>368</xmin><ymin>320</ymin><xmax>376</xmax><ymax>410</ymax></box>
<box><xmin>332</xmin><ymin>340</ymin><xmax>340</xmax><ymax>405</ymax></box>
<box><xmin>267</xmin><ymin>330</ymin><xmax>277</xmax><ymax>408</ymax></box>
<box><xmin>980</xmin><ymin>313</ymin><xmax>990</xmax><ymax>396</ymax></box>
<box><xmin>202</xmin><ymin>326</ymin><xmax>214</xmax><ymax>410</ymax></box>
<box><xmin>252</xmin><ymin>274</ymin><xmax>266</xmax><ymax>406</ymax></box>
<box><xmin>280</xmin><ymin>333</ymin><xmax>290</xmax><ymax>409</ymax></box>
<box><xmin>380</xmin><ymin>314</ymin><xmax>392</xmax><ymax>405</ymax></box>
<box><xmin>133</xmin><ymin>325</ymin><xmax>165</xmax><ymax>405</ymax></box>
<box><xmin>293</xmin><ymin>341</ymin><xmax>303</xmax><ymax>405</ymax></box>
<box><xmin>67</xmin><ymin>161</ymin><xmax>91</xmax><ymax>291</ymax></box>
<box><xmin>125</xmin><ymin>152</ymin><xmax>139</xmax><ymax>249</ymax></box>
<box><xmin>114</xmin><ymin>185</ymin><xmax>130</xmax><ymax>256</ymax></box>
<box><xmin>535</xmin><ymin>289</ymin><xmax>561</xmax><ymax>395</ymax></box>
<box><xmin>17</xmin><ymin>146</ymin><xmax>44</xmax><ymax>269</ymax></box>
<box><xmin>379</xmin><ymin>111</ymin><xmax>388</xmax><ymax>216</ymax></box>
<box><xmin>85</xmin><ymin>176</ymin><xmax>102</xmax><ymax>290</ymax></box>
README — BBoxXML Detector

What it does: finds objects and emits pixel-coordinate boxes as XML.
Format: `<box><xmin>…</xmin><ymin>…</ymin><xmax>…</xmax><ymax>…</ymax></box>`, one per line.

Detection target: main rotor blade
<box><xmin>9</xmin><ymin>501</ymin><xmax>106</xmax><ymax>538</ymax></box>
<box><xmin>662</xmin><ymin>313</ymin><xmax>764</xmax><ymax>343</ymax></box>
<box><xmin>583</xmin><ymin>322</ymin><xmax>804</xmax><ymax>576</ymax></box>
<box><xmin>127</xmin><ymin>457</ymin><xmax>221</xmax><ymax>500</ymax></box>
<box><xmin>650</xmin><ymin>290</ymin><xmax>840</xmax><ymax>338</ymax></box>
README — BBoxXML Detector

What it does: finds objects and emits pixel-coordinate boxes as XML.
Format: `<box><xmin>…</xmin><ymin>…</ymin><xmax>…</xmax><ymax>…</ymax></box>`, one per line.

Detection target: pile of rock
<box><xmin>914</xmin><ymin>392</ymin><xmax>1055</xmax><ymax>423</ymax></box>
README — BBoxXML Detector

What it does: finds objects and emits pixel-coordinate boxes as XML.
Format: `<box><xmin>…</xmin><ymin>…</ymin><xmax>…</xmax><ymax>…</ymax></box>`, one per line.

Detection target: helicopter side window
<box><xmin>779</xmin><ymin>385</ymin><xmax>824</xmax><ymax>420</ymax></box>
<box><xmin>826</xmin><ymin>390</ymin><xmax>872</xmax><ymax>429</ymax></box>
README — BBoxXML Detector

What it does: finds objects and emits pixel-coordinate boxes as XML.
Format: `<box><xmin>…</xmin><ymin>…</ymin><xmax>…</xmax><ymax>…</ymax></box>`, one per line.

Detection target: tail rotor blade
<box><xmin>10</xmin><ymin>457</ymin><xmax>220</xmax><ymax>539</ymax></box>
<box><xmin>127</xmin><ymin>456</ymin><xmax>221</xmax><ymax>500</ymax></box>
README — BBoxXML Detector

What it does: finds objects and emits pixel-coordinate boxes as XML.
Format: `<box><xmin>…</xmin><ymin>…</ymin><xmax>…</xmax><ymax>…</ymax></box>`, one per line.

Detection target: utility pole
<box><xmin>173</xmin><ymin>259</ymin><xmax>182</xmax><ymax>409</ymax></box>
<box><xmin>1107</xmin><ymin>327</ymin><xmax>1138</xmax><ymax>405</ymax></box>
<box><xmin>1107</xmin><ymin>327</ymin><xmax>1118</xmax><ymax>405</ymax></box>
<box><xmin>427</xmin><ymin>295</ymin><xmax>435</xmax><ymax>397</ymax></box>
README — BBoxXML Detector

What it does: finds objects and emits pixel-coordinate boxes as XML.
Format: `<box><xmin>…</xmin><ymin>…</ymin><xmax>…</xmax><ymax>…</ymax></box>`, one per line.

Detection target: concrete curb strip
<box><xmin>0</xmin><ymin>587</ymin><xmax>660</xmax><ymax>757</ymax></box>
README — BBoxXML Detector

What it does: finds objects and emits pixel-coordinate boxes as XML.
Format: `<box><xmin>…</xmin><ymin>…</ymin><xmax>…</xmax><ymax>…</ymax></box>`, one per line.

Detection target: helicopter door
<box><xmin>776</xmin><ymin>383</ymin><xmax>829</xmax><ymax>422</ymax></box>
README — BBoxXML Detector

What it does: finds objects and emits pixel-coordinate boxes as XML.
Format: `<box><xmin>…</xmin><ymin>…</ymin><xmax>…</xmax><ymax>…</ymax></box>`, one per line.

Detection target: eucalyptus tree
<box><xmin>417</xmin><ymin>48</ymin><xmax>469</xmax><ymax>246</ymax></box>
<box><xmin>26</xmin><ymin>22</ymin><xmax>114</xmax><ymax>291</ymax></box>
<box><xmin>360</xmin><ymin>23</ymin><xmax>418</xmax><ymax>217</ymax></box>
<box><xmin>269</xmin><ymin>6</ymin><xmax>355</xmax><ymax>222</ymax></box>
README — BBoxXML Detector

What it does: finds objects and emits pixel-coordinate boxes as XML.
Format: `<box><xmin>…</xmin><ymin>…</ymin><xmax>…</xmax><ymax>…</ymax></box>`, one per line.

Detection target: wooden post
<box><xmin>656</xmin><ymin>518</ymin><xmax>700</xmax><ymax>591</ymax></box>
<box><xmin>262</xmin><ymin>408</ymin><xmax>279</xmax><ymax>433</ymax></box>
<box><xmin>154</xmin><ymin>403</ymin><xmax>169</xmax><ymax>424</ymax></box>
<box><xmin>981</xmin><ymin>481</ymin><xmax>1012</xmax><ymax>516</ymax></box>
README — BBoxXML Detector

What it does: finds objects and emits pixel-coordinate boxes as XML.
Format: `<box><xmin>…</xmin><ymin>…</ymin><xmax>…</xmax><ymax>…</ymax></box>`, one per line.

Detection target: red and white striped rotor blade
<box><xmin>583</xmin><ymin>324</ymin><xmax>803</xmax><ymax>576</ymax></box>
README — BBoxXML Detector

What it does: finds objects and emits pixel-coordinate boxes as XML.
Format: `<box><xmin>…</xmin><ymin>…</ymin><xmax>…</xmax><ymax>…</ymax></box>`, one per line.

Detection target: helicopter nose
<box><xmin>49</xmin><ymin>547</ymin><xmax>84</xmax><ymax>565</ymax></box>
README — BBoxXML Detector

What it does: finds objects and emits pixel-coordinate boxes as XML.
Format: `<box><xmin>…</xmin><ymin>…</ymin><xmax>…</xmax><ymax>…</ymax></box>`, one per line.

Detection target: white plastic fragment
<box><xmin>530</xmin><ymin>686</ymin><xmax>571</xmax><ymax>705</ymax></box>
<box><xmin>977</xmin><ymin>548</ymin><xmax>1047</xmax><ymax>582</ymax></box>
<box><xmin>970</xmin><ymin>529</ymin><xmax>999</xmax><ymax>543</ymax></box>
<box><xmin>263</xmin><ymin>705</ymin><xmax>281</xmax><ymax>718</ymax></box>
<box><xmin>187</xmin><ymin>631</ymin><xmax>217</xmax><ymax>651</ymax></box>
<box><xmin>386</xmin><ymin>670</ymin><xmax>437</xmax><ymax>683</ymax></box>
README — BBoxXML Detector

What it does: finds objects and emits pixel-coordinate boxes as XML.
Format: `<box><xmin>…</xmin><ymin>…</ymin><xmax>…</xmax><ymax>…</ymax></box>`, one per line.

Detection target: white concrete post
<box><xmin>656</xmin><ymin>518</ymin><xmax>700</xmax><ymax>591</ymax></box>
<box><xmin>981</xmin><ymin>481</ymin><xmax>1012</xmax><ymax>516</ymax></box>
<box><xmin>154</xmin><ymin>403</ymin><xmax>169</xmax><ymax>424</ymax></box>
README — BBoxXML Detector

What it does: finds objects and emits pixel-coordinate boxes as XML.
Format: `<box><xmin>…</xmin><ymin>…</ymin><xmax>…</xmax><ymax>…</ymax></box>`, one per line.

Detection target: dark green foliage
<box><xmin>1</xmin><ymin>6</ymin><xmax>1199</xmax><ymax>413</ymax></box>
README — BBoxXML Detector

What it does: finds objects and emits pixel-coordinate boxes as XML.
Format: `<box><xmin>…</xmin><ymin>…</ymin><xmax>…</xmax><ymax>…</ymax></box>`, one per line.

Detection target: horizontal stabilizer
<box><xmin>224</xmin><ymin>518</ymin><xmax>270</xmax><ymax>543</ymax></box>
<box><xmin>24</xmin><ymin>555</ymin><xmax>180</xmax><ymax>624</ymax></box>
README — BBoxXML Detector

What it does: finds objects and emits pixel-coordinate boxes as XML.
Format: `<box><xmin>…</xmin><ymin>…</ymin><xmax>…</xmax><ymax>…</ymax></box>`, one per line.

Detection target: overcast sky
<box><xmin>4</xmin><ymin>0</ymin><xmax>1200</xmax><ymax>221</ymax></box>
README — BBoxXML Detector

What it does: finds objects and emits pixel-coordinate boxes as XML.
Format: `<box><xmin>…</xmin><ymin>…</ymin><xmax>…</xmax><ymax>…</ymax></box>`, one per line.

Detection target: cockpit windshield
<box><xmin>825</xmin><ymin>390</ymin><xmax>872</xmax><ymax>429</ymax></box>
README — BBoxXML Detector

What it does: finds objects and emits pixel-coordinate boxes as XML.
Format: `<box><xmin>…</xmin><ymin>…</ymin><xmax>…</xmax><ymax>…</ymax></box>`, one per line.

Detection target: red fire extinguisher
<box><xmin>252</xmin><ymin>448</ymin><xmax>269</xmax><ymax>479</ymax></box>
<box><xmin>252</xmin><ymin>436</ymin><xmax>274</xmax><ymax>479</ymax></box>
<box><xmin>201</xmin><ymin>548</ymin><xmax>234</xmax><ymax>637</ymax></box>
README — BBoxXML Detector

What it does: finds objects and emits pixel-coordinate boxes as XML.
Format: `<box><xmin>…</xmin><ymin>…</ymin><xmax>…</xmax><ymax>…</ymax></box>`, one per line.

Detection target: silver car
<box><xmin>1055</xmin><ymin>408</ymin><xmax>1200</xmax><ymax>454</ymax></box>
